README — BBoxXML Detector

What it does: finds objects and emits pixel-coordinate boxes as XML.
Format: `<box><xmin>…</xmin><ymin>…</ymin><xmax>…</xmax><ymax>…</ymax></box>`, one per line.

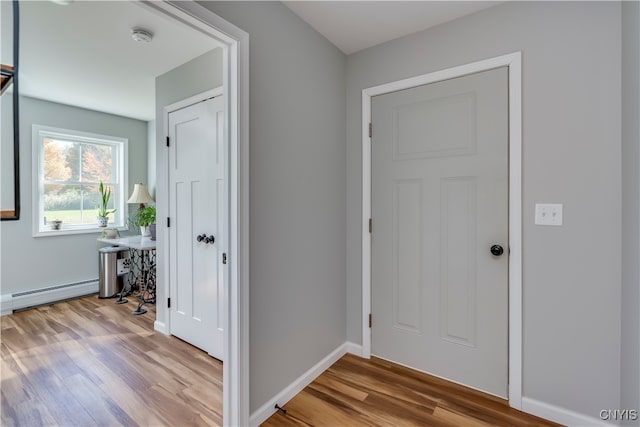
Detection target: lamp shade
<box><xmin>127</xmin><ymin>183</ymin><xmax>155</xmax><ymax>204</ymax></box>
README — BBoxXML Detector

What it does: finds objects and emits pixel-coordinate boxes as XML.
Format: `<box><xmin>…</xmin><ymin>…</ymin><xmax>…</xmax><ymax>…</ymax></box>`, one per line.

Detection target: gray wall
<box><xmin>153</xmin><ymin>48</ymin><xmax>222</xmax><ymax>193</ymax></box>
<box><xmin>346</xmin><ymin>1</ymin><xmax>621</xmax><ymax>419</ymax></box>
<box><xmin>155</xmin><ymin>48</ymin><xmax>223</xmax><ymax>136</ymax></box>
<box><xmin>0</xmin><ymin>96</ymin><xmax>147</xmax><ymax>295</ymax></box>
<box><xmin>197</xmin><ymin>1</ymin><xmax>347</xmax><ymax>414</ymax></box>
<box><xmin>147</xmin><ymin>120</ymin><xmax>156</xmax><ymax>197</ymax></box>
<box><xmin>622</xmin><ymin>0</ymin><xmax>640</xmax><ymax>420</ymax></box>
<box><xmin>1</xmin><ymin>93</ymin><xmax>14</xmax><ymax>208</ymax></box>
<box><xmin>1</xmin><ymin>0</ymin><xmax>11</xmax><ymax>65</ymax></box>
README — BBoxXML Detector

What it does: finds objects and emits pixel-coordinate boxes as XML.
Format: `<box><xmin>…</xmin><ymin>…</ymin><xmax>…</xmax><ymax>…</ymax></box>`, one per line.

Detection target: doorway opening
<box><xmin>141</xmin><ymin>2</ymin><xmax>249</xmax><ymax>424</ymax></box>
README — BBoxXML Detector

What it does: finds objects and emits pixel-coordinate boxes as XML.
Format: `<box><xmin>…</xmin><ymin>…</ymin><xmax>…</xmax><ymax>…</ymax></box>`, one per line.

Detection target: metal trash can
<box><xmin>98</xmin><ymin>246</ymin><xmax>130</xmax><ymax>298</ymax></box>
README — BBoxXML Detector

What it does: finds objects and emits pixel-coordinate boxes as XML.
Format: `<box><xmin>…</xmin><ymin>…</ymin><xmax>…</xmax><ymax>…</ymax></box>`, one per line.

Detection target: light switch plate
<box><xmin>535</xmin><ymin>203</ymin><xmax>563</xmax><ymax>226</ymax></box>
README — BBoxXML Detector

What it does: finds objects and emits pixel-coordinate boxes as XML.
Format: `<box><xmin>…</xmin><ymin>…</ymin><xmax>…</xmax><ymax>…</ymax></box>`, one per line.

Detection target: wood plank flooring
<box><xmin>262</xmin><ymin>354</ymin><xmax>561</xmax><ymax>427</ymax></box>
<box><xmin>1</xmin><ymin>295</ymin><xmax>222</xmax><ymax>426</ymax></box>
<box><xmin>3</xmin><ymin>296</ymin><xmax>560</xmax><ymax>427</ymax></box>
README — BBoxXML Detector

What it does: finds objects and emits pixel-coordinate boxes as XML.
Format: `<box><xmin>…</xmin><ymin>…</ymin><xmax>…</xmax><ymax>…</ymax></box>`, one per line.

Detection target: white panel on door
<box><xmin>216</xmin><ymin>177</ymin><xmax>224</xmax><ymax>331</ymax></box>
<box><xmin>440</xmin><ymin>177</ymin><xmax>477</xmax><ymax>347</ymax></box>
<box><xmin>175</xmin><ymin>180</ymin><xmax>191</xmax><ymax>316</ymax></box>
<box><xmin>393</xmin><ymin>179</ymin><xmax>422</xmax><ymax>334</ymax></box>
<box><xmin>175</xmin><ymin>119</ymin><xmax>200</xmax><ymax>170</ymax></box>
<box><xmin>393</xmin><ymin>92</ymin><xmax>477</xmax><ymax>160</ymax></box>
<box><xmin>192</xmin><ymin>180</ymin><xmax>206</xmax><ymax>322</ymax></box>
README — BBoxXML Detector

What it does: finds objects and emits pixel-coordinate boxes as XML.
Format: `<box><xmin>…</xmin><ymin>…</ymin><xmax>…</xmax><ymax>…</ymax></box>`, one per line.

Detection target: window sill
<box><xmin>33</xmin><ymin>226</ymin><xmax>127</xmax><ymax>238</ymax></box>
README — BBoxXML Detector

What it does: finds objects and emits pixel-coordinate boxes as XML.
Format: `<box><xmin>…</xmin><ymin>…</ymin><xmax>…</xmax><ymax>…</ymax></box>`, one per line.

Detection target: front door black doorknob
<box><xmin>490</xmin><ymin>244</ymin><xmax>504</xmax><ymax>256</ymax></box>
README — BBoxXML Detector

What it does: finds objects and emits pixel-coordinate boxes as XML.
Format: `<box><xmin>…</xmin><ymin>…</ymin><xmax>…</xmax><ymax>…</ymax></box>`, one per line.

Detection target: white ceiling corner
<box><xmin>282</xmin><ymin>1</ymin><xmax>502</xmax><ymax>55</ymax></box>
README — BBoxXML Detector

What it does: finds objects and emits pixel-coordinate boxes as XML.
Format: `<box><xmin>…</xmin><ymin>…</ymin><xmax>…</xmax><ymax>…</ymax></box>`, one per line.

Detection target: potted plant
<box><xmin>97</xmin><ymin>181</ymin><xmax>116</xmax><ymax>227</ymax></box>
<box><xmin>132</xmin><ymin>205</ymin><xmax>155</xmax><ymax>237</ymax></box>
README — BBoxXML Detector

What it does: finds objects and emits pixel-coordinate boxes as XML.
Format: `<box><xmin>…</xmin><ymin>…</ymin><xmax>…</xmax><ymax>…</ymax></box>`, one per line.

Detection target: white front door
<box><xmin>168</xmin><ymin>96</ymin><xmax>225</xmax><ymax>360</ymax></box>
<box><xmin>371</xmin><ymin>68</ymin><xmax>509</xmax><ymax>397</ymax></box>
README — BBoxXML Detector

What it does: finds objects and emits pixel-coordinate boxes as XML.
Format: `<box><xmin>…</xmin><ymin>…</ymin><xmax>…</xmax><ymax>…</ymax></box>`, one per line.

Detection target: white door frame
<box><xmin>361</xmin><ymin>52</ymin><xmax>522</xmax><ymax>409</ymax></box>
<box><xmin>139</xmin><ymin>1</ymin><xmax>250</xmax><ymax>425</ymax></box>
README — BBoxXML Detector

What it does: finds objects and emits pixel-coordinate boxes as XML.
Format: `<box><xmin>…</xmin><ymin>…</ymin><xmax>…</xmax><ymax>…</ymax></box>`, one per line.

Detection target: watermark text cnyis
<box><xmin>599</xmin><ymin>409</ymin><xmax>638</xmax><ymax>421</ymax></box>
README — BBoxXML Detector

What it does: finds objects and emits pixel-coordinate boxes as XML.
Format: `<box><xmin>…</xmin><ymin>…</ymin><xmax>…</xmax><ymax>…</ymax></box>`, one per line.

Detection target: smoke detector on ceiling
<box><xmin>131</xmin><ymin>28</ymin><xmax>154</xmax><ymax>43</ymax></box>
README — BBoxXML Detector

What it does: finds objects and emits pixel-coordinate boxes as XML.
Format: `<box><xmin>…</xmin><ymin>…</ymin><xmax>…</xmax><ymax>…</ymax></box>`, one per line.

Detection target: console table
<box><xmin>98</xmin><ymin>236</ymin><xmax>156</xmax><ymax>315</ymax></box>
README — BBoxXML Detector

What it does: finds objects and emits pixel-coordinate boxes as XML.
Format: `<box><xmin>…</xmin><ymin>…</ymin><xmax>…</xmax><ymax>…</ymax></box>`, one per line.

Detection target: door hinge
<box><xmin>368</xmin><ymin>122</ymin><xmax>372</xmax><ymax>138</ymax></box>
<box><xmin>369</xmin><ymin>218</ymin><xmax>372</xmax><ymax>233</ymax></box>
<box><xmin>167</xmin><ymin>217</ymin><xmax>170</xmax><ymax>227</ymax></box>
<box><xmin>166</xmin><ymin>136</ymin><xmax>170</xmax><ymax>147</ymax></box>
<box><xmin>167</xmin><ymin>298</ymin><xmax>171</xmax><ymax>308</ymax></box>
<box><xmin>369</xmin><ymin>313</ymin><xmax>372</xmax><ymax>328</ymax></box>
<box><xmin>222</xmin><ymin>253</ymin><xmax>228</xmax><ymax>264</ymax></box>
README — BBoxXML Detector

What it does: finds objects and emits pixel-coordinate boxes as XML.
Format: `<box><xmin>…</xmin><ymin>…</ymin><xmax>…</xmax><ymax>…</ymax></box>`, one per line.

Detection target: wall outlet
<box><xmin>535</xmin><ymin>203</ymin><xmax>563</xmax><ymax>226</ymax></box>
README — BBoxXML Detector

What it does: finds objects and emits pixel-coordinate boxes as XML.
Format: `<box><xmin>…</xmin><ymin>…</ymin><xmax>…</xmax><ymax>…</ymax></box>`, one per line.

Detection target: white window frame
<box><xmin>32</xmin><ymin>124</ymin><xmax>128</xmax><ymax>237</ymax></box>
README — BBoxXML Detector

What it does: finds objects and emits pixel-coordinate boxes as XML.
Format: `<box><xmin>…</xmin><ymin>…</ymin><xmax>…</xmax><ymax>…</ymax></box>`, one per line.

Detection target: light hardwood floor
<box><xmin>3</xmin><ymin>296</ymin><xmax>559</xmax><ymax>427</ymax></box>
<box><xmin>1</xmin><ymin>295</ymin><xmax>222</xmax><ymax>426</ymax></box>
<box><xmin>263</xmin><ymin>354</ymin><xmax>560</xmax><ymax>427</ymax></box>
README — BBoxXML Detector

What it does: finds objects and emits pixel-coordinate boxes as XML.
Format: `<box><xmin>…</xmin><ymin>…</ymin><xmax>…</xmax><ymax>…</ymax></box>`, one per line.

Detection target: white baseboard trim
<box><xmin>522</xmin><ymin>397</ymin><xmax>616</xmax><ymax>427</ymax></box>
<box><xmin>1</xmin><ymin>279</ymin><xmax>99</xmax><ymax>316</ymax></box>
<box><xmin>0</xmin><ymin>294</ymin><xmax>13</xmax><ymax>316</ymax></box>
<box><xmin>154</xmin><ymin>320</ymin><xmax>169</xmax><ymax>335</ymax></box>
<box><xmin>345</xmin><ymin>341</ymin><xmax>363</xmax><ymax>357</ymax></box>
<box><xmin>249</xmin><ymin>342</ymin><xmax>349</xmax><ymax>427</ymax></box>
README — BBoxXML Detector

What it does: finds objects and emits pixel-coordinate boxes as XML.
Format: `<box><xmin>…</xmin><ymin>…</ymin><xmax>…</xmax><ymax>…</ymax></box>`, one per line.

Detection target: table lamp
<box><xmin>127</xmin><ymin>183</ymin><xmax>154</xmax><ymax>209</ymax></box>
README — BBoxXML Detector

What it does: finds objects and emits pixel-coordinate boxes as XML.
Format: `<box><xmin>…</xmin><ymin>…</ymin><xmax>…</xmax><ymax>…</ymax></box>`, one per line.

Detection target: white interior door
<box><xmin>371</xmin><ymin>68</ymin><xmax>509</xmax><ymax>397</ymax></box>
<box><xmin>168</xmin><ymin>95</ymin><xmax>225</xmax><ymax>360</ymax></box>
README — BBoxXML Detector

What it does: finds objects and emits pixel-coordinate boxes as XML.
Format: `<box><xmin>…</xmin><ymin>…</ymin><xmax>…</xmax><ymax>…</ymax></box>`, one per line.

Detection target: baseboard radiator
<box><xmin>1</xmin><ymin>279</ymin><xmax>99</xmax><ymax>315</ymax></box>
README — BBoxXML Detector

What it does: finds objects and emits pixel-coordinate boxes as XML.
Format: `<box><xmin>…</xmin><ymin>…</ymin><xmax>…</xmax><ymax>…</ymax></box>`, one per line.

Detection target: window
<box><xmin>32</xmin><ymin>125</ymin><xmax>128</xmax><ymax>236</ymax></box>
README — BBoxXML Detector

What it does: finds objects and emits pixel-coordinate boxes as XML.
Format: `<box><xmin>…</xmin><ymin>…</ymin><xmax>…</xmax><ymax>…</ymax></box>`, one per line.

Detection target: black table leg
<box><xmin>132</xmin><ymin>249</ymin><xmax>156</xmax><ymax>315</ymax></box>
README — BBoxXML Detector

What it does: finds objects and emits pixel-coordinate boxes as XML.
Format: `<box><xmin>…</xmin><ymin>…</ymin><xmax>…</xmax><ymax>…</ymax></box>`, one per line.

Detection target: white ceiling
<box><xmin>14</xmin><ymin>1</ymin><xmax>220</xmax><ymax>121</ymax></box>
<box><xmin>283</xmin><ymin>1</ymin><xmax>502</xmax><ymax>55</ymax></box>
<box><xmin>5</xmin><ymin>1</ymin><xmax>503</xmax><ymax>121</ymax></box>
